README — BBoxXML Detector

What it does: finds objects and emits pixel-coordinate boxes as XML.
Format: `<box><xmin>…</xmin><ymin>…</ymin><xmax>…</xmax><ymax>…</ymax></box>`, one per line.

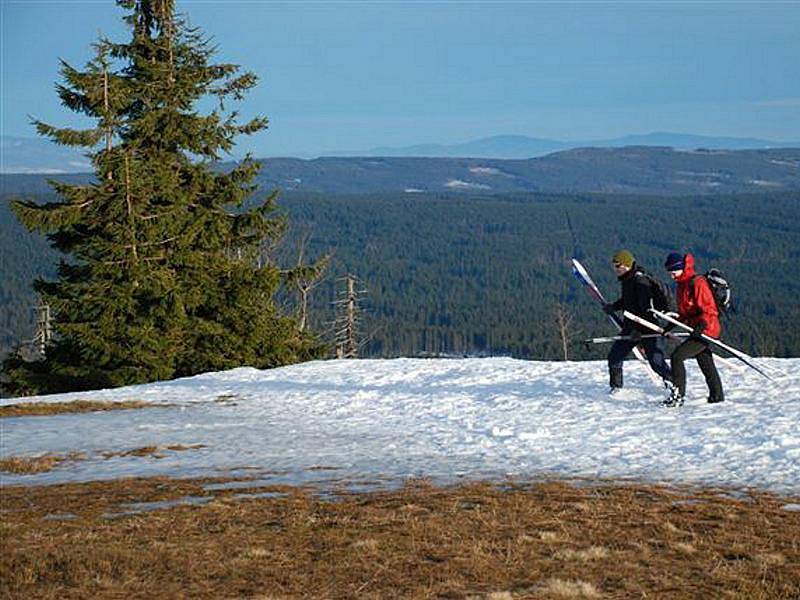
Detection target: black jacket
<box><xmin>610</xmin><ymin>263</ymin><xmax>658</xmax><ymax>333</ymax></box>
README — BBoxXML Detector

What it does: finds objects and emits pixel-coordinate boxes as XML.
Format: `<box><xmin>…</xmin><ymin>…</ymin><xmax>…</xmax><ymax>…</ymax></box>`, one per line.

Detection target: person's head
<box><xmin>664</xmin><ymin>252</ymin><xmax>685</xmax><ymax>280</ymax></box>
<box><xmin>612</xmin><ymin>249</ymin><xmax>634</xmax><ymax>275</ymax></box>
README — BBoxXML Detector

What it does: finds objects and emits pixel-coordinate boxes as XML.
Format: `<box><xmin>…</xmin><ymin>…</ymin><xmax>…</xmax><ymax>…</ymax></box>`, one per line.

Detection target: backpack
<box><xmin>691</xmin><ymin>268</ymin><xmax>734</xmax><ymax>316</ymax></box>
<box><xmin>641</xmin><ymin>271</ymin><xmax>672</xmax><ymax>312</ymax></box>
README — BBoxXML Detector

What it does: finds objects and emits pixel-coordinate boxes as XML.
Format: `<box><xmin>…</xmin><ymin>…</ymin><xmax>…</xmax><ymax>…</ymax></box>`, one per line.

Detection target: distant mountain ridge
<box><xmin>3</xmin><ymin>146</ymin><xmax>799</xmax><ymax>196</ymax></box>
<box><xmin>334</xmin><ymin>132</ymin><xmax>800</xmax><ymax>159</ymax></box>
<box><xmin>3</xmin><ymin>132</ymin><xmax>800</xmax><ymax>173</ymax></box>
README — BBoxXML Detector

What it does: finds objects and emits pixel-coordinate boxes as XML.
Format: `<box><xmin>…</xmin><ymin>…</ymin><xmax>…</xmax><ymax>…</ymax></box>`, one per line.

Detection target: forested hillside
<box><xmin>0</xmin><ymin>198</ymin><xmax>61</xmax><ymax>356</ymax></box>
<box><xmin>284</xmin><ymin>192</ymin><xmax>800</xmax><ymax>358</ymax></box>
<box><xmin>259</xmin><ymin>148</ymin><xmax>800</xmax><ymax>195</ymax></box>
<box><xmin>6</xmin><ymin>190</ymin><xmax>798</xmax><ymax>362</ymax></box>
<box><xmin>3</xmin><ymin>146</ymin><xmax>799</xmax><ymax>196</ymax></box>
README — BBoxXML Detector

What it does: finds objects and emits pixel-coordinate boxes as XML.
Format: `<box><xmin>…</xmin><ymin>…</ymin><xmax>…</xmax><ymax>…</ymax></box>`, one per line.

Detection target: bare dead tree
<box><xmin>283</xmin><ymin>231</ymin><xmax>331</xmax><ymax>332</ymax></box>
<box><xmin>751</xmin><ymin>322</ymin><xmax>778</xmax><ymax>357</ymax></box>
<box><xmin>31</xmin><ymin>299</ymin><xmax>53</xmax><ymax>358</ymax></box>
<box><xmin>553</xmin><ymin>301</ymin><xmax>579</xmax><ymax>361</ymax></box>
<box><xmin>333</xmin><ymin>274</ymin><xmax>366</xmax><ymax>358</ymax></box>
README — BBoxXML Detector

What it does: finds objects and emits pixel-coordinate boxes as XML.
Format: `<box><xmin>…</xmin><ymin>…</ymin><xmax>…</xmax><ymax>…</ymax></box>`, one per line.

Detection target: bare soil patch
<box><xmin>1</xmin><ymin>477</ymin><xmax>798</xmax><ymax>598</ymax></box>
<box><xmin>0</xmin><ymin>399</ymin><xmax>165</xmax><ymax>418</ymax></box>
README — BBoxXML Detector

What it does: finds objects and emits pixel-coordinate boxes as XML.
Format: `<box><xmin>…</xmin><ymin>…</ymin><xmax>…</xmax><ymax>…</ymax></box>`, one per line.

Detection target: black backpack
<box><xmin>691</xmin><ymin>268</ymin><xmax>735</xmax><ymax>316</ymax></box>
<box><xmin>641</xmin><ymin>272</ymin><xmax>672</xmax><ymax>312</ymax></box>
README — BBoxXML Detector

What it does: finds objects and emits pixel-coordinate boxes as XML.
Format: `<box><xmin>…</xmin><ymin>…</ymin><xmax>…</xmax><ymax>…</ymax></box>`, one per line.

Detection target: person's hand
<box><xmin>661</xmin><ymin>323</ymin><xmax>677</xmax><ymax>337</ymax></box>
<box><xmin>602</xmin><ymin>303</ymin><xmax>616</xmax><ymax>315</ymax></box>
<box><xmin>629</xmin><ymin>330</ymin><xmax>642</xmax><ymax>343</ymax></box>
<box><xmin>690</xmin><ymin>323</ymin><xmax>706</xmax><ymax>339</ymax></box>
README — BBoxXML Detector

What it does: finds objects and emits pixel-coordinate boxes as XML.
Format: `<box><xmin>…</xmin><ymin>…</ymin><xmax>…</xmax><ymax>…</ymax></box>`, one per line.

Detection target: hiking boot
<box><xmin>662</xmin><ymin>385</ymin><xmax>684</xmax><ymax>408</ymax></box>
<box><xmin>707</xmin><ymin>396</ymin><xmax>724</xmax><ymax>404</ymax></box>
<box><xmin>661</xmin><ymin>396</ymin><xmax>684</xmax><ymax>408</ymax></box>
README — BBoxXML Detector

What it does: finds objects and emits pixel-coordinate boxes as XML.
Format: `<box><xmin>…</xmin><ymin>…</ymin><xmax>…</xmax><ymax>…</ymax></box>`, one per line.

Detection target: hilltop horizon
<box><xmin>3</xmin><ymin>131</ymin><xmax>800</xmax><ymax>174</ymax></box>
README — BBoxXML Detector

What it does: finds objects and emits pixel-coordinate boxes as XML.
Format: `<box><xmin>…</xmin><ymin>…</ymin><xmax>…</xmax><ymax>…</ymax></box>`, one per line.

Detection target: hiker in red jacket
<box><xmin>662</xmin><ymin>252</ymin><xmax>724</xmax><ymax>407</ymax></box>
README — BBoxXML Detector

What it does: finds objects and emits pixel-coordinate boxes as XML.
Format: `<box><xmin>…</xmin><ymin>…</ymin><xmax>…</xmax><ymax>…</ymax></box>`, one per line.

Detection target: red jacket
<box><xmin>674</xmin><ymin>253</ymin><xmax>721</xmax><ymax>338</ymax></box>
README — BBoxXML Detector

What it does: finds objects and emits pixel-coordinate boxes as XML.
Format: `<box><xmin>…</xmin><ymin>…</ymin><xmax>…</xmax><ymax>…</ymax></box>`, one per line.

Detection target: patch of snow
<box><xmin>103</xmin><ymin>496</ymin><xmax>213</xmax><ymax>519</ymax></box>
<box><xmin>1</xmin><ymin>358</ymin><xmax>799</xmax><ymax>493</ymax></box>
<box><xmin>405</xmin><ymin>188</ymin><xmax>425</xmax><ymax>193</ymax></box>
<box><xmin>445</xmin><ymin>179</ymin><xmax>491</xmax><ymax>190</ymax></box>
<box><xmin>748</xmin><ymin>179</ymin><xmax>784</xmax><ymax>187</ymax></box>
<box><xmin>469</xmin><ymin>167</ymin><xmax>502</xmax><ymax>176</ymax></box>
<box><xmin>44</xmin><ymin>513</ymin><xmax>78</xmax><ymax>521</ymax></box>
<box><xmin>676</xmin><ymin>171</ymin><xmax>724</xmax><ymax>178</ymax></box>
<box><xmin>674</xmin><ymin>149</ymin><xmax>731</xmax><ymax>155</ymax></box>
<box><xmin>781</xmin><ymin>503</ymin><xmax>800</xmax><ymax>512</ymax></box>
<box><xmin>769</xmin><ymin>159</ymin><xmax>800</xmax><ymax>168</ymax></box>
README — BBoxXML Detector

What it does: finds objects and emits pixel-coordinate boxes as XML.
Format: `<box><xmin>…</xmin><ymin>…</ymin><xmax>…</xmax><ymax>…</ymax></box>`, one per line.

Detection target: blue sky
<box><xmin>2</xmin><ymin>1</ymin><xmax>799</xmax><ymax>157</ymax></box>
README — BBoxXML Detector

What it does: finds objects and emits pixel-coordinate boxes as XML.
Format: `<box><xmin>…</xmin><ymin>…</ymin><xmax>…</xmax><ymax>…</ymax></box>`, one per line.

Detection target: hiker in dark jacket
<box><xmin>603</xmin><ymin>249</ymin><xmax>672</xmax><ymax>392</ymax></box>
<box><xmin>662</xmin><ymin>252</ymin><xmax>724</xmax><ymax>406</ymax></box>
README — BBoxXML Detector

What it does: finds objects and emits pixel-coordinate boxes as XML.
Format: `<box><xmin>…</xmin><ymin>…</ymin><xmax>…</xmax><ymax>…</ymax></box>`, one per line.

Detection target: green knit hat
<box><xmin>612</xmin><ymin>249</ymin><xmax>635</xmax><ymax>268</ymax></box>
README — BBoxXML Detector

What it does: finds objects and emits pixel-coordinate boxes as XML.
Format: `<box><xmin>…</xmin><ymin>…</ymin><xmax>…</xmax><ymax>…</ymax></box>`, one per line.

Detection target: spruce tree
<box><xmin>2</xmin><ymin>0</ymin><xmax>323</xmax><ymax>395</ymax></box>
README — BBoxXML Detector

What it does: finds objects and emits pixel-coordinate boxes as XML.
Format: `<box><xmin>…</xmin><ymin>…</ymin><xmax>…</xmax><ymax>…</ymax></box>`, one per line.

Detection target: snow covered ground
<box><xmin>2</xmin><ymin>358</ymin><xmax>799</xmax><ymax>493</ymax></box>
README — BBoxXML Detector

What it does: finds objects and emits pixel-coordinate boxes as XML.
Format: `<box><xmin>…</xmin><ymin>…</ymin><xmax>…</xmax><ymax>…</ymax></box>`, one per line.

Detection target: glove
<box><xmin>690</xmin><ymin>322</ymin><xmax>706</xmax><ymax>339</ymax></box>
<box><xmin>602</xmin><ymin>303</ymin><xmax>616</xmax><ymax>315</ymax></box>
<box><xmin>628</xmin><ymin>330</ymin><xmax>642</xmax><ymax>343</ymax></box>
<box><xmin>661</xmin><ymin>323</ymin><xmax>677</xmax><ymax>337</ymax></box>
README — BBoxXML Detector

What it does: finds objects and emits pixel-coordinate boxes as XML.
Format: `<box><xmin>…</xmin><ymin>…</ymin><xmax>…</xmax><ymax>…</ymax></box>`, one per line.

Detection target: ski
<box><xmin>571</xmin><ymin>258</ymin><xmax>621</xmax><ymax>329</ymax></box>
<box><xmin>571</xmin><ymin>258</ymin><xmax>661</xmax><ymax>385</ymax></box>
<box><xmin>585</xmin><ymin>333</ymin><xmax>688</xmax><ymax>345</ymax></box>
<box><xmin>623</xmin><ymin>310</ymin><xmax>741</xmax><ymax>372</ymax></box>
<box><xmin>648</xmin><ymin>308</ymin><xmax>773</xmax><ymax>380</ymax></box>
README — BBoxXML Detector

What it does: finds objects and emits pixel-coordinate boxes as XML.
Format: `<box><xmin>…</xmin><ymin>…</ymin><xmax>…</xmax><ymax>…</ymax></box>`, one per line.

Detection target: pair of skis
<box><xmin>624</xmin><ymin>307</ymin><xmax>771</xmax><ymax>379</ymax></box>
<box><xmin>649</xmin><ymin>308</ymin><xmax>774</xmax><ymax>380</ymax></box>
<box><xmin>623</xmin><ymin>310</ymin><xmax>742</xmax><ymax>374</ymax></box>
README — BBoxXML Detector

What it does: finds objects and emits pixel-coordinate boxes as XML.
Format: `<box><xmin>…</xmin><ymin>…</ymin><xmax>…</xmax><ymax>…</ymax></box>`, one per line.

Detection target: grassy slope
<box><xmin>2</xmin><ymin>477</ymin><xmax>799</xmax><ymax>598</ymax></box>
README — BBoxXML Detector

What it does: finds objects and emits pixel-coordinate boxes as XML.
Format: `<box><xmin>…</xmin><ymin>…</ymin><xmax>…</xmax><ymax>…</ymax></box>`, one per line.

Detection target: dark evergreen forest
<box><xmin>3</xmin><ymin>190</ymin><xmax>799</xmax><ymax>361</ymax></box>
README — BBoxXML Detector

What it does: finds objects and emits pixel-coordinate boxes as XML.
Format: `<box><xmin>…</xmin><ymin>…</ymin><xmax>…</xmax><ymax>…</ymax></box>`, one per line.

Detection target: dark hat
<box><xmin>664</xmin><ymin>252</ymin><xmax>685</xmax><ymax>271</ymax></box>
<box><xmin>612</xmin><ymin>249</ymin><xmax>635</xmax><ymax>268</ymax></box>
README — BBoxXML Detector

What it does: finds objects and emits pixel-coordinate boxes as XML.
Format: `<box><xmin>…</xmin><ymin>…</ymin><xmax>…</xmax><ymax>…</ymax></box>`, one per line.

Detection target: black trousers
<box><xmin>670</xmin><ymin>338</ymin><xmax>724</xmax><ymax>401</ymax></box>
<box><xmin>607</xmin><ymin>336</ymin><xmax>671</xmax><ymax>388</ymax></box>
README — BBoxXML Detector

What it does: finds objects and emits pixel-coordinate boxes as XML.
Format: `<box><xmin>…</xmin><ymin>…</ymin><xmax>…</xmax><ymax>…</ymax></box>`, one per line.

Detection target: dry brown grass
<box><xmin>1</xmin><ymin>445</ymin><xmax>205</xmax><ymax>474</ymax></box>
<box><xmin>100</xmin><ymin>444</ymin><xmax>206</xmax><ymax>459</ymax></box>
<box><xmin>1</xmin><ymin>477</ymin><xmax>799</xmax><ymax>599</ymax></box>
<box><xmin>0</xmin><ymin>452</ymin><xmax>87</xmax><ymax>474</ymax></box>
<box><xmin>0</xmin><ymin>399</ymin><xmax>164</xmax><ymax>418</ymax></box>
